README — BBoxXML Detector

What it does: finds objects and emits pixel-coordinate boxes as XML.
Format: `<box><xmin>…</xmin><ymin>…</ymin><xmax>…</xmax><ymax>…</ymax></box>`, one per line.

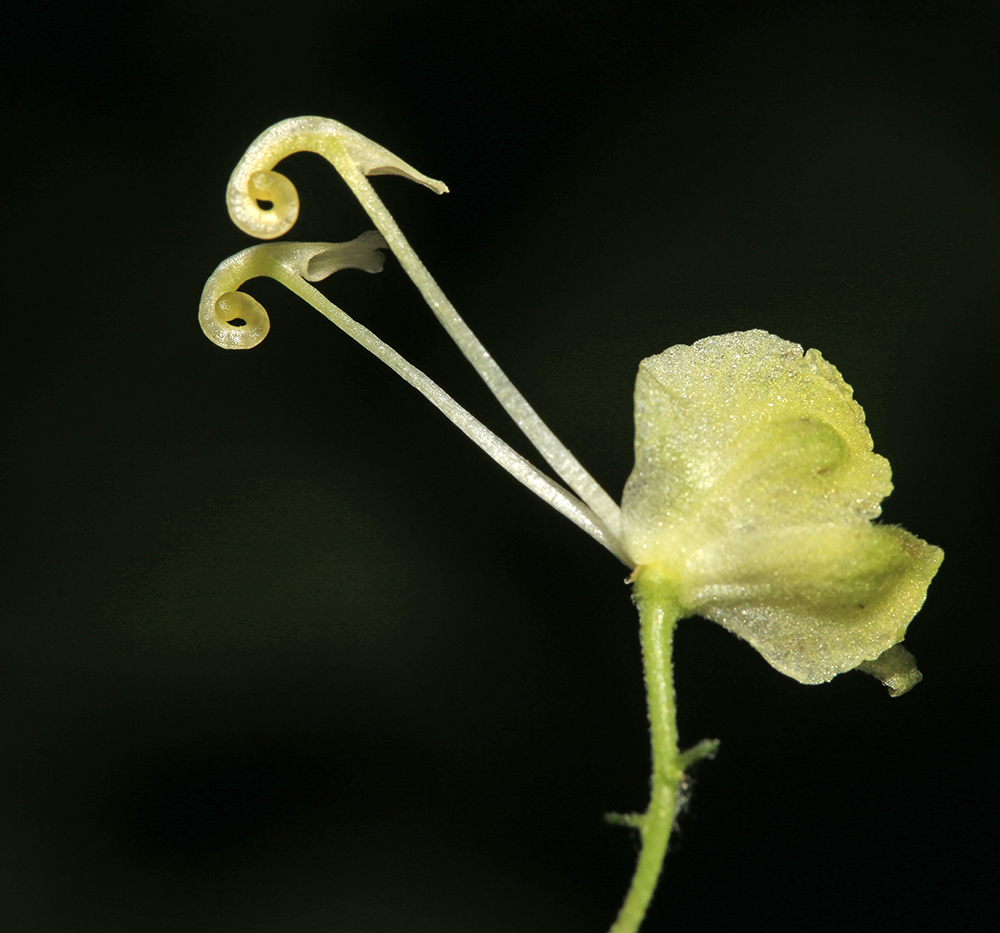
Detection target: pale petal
<box><xmin>620</xmin><ymin>330</ymin><xmax>942</xmax><ymax>688</ymax></box>
<box><xmin>622</xmin><ymin>330</ymin><xmax>892</xmax><ymax>567</ymax></box>
<box><xmin>684</xmin><ymin>523</ymin><xmax>943</xmax><ymax>684</ymax></box>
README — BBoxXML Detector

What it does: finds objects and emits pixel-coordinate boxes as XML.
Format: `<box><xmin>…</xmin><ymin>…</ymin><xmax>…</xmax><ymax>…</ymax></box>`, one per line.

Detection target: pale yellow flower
<box><xmin>622</xmin><ymin>330</ymin><xmax>942</xmax><ymax>692</ymax></box>
<box><xmin>201</xmin><ymin>116</ymin><xmax>945</xmax><ymax>933</ymax></box>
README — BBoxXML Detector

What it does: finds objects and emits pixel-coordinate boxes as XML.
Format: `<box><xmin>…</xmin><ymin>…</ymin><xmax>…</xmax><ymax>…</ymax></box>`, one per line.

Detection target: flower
<box><xmin>621</xmin><ymin>330</ymin><xmax>942</xmax><ymax>693</ymax></box>
<box><xmin>203</xmin><ymin>114</ymin><xmax>942</xmax><ymax>697</ymax></box>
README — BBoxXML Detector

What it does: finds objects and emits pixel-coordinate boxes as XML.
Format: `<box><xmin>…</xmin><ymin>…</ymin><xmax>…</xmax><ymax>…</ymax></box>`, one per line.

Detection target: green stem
<box><xmin>609</xmin><ymin>571</ymin><xmax>717</xmax><ymax>933</ymax></box>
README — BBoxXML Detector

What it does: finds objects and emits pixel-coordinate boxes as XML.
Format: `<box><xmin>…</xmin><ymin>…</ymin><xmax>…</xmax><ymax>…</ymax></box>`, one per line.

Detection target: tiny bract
<box><xmin>201</xmin><ymin>116</ymin><xmax>942</xmax><ymax>933</ymax></box>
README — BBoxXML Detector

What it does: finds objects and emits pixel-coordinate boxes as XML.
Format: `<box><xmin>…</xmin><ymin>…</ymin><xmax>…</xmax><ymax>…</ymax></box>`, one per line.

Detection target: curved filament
<box><xmin>227</xmin><ymin>116</ymin><xmax>448</xmax><ymax>241</ymax></box>
<box><xmin>225</xmin><ymin>116</ymin><xmax>623</xmax><ymax>540</ymax></box>
<box><xmin>199</xmin><ymin>236</ymin><xmax>631</xmax><ymax>564</ymax></box>
<box><xmin>199</xmin><ymin>232</ymin><xmax>388</xmax><ymax>349</ymax></box>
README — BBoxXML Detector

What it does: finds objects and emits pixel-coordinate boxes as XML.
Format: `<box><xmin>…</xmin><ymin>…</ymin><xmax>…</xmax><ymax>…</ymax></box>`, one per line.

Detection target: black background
<box><xmin>3</xmin><ymin>2</ymin><xmax>996</xmax><ymax>931</ymax></box>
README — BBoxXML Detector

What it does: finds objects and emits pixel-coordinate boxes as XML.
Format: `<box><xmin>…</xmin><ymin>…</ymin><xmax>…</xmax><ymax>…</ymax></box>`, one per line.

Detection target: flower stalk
<box><xmin>608</xmin><ymin>569</ymin><xmax>717</xmax><ymax>933</ymax></box>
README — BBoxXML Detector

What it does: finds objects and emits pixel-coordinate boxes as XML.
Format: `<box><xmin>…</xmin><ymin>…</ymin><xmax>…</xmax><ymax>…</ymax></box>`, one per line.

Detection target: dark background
<box><xmin>3</xmin><ymin>1</ymin><xmax>996</xmax><ymax>931</ymax></box>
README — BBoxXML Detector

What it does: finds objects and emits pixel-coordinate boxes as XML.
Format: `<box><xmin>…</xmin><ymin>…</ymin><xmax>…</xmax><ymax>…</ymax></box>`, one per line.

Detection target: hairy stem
<box><xmin>609</xmin><ymin>571</ymin><xmax>717</xmax><ymax>933</ymax></box>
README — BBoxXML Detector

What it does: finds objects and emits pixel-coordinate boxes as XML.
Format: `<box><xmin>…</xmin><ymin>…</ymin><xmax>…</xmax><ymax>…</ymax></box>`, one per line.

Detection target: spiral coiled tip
<box><xmin>229</xmin><ymin>169</ymin><xmax>300</xmax><ymax>240</ymax></box>
<box><xmin>201</xmin><ymin>290</ymin><xmax>270</xmax><ymax>349</ymax></box>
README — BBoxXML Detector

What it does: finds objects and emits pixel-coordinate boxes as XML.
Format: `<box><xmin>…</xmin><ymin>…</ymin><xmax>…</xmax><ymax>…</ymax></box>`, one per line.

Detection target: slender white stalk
<box><xmin>283</xmin><ymin>273</ymin><xmax>630</xmax><ymax>564</ymax></box>
<box><xmin>226</xmin><ymin>117</ymin><xmax>622</xmax><ymax>539</ymax></box>
<box><xmin>200</xmin><ymin>240</ymin><xmax>631</xmax><ymax>564</ymax></box>
<box><xmin>332</xmin><ymin>151</ymin><xmax>623</xmax><ymax>538</ymax></box>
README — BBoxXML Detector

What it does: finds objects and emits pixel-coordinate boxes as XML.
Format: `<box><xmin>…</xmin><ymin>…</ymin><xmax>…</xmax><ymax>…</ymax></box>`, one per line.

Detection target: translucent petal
<box><xmin>621</xmin><ymin>330</ymin><xmax>942</xmax><ymax>687</ymax></box>
<box><xmin>685</xmin><ymin>522</ymin><xmax>943</xmax><ymax>684</ymax></box>
<box><xmin>622</xmin><ymin>331</ymin><xmax>892</xmax><ymax>566</ymax></box>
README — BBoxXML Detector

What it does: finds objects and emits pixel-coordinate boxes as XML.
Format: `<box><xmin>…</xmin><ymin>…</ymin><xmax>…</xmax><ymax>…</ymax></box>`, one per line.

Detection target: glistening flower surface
<box><xmin>623</xmin><ymin>331</ymin><xmax>941</xmax><ymax>691</ymax></box>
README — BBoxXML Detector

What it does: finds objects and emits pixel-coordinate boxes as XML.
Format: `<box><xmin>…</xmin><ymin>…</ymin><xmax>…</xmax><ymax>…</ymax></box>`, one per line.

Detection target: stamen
<box><xmin>199</xmin><ymin>236</ymin><xmax>631</xmax><ymax>564</ymax></box>
<box><xmin>225</xmin><ymin>117</ymin><xmax>623</xmax><ymax>538</ymax></box>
